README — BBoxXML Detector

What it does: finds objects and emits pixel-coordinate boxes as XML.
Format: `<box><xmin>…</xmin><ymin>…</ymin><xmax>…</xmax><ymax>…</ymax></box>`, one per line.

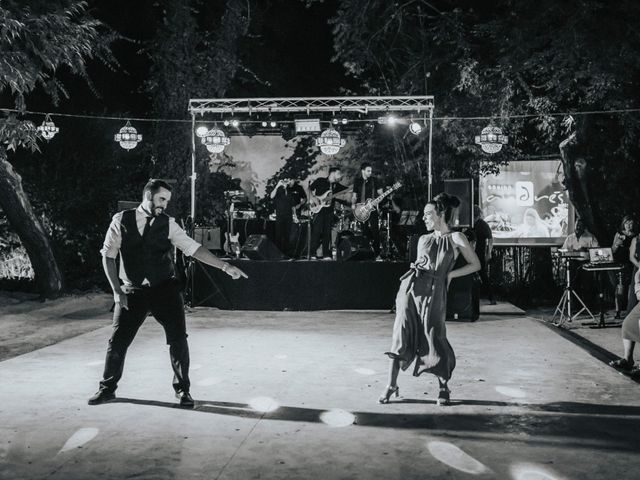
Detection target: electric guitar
<box><xmin>353</xmin><ymin>182</ymin><xmax>402</xmax><ymax>222</ymax></box>
<box><xmin>309</xmin><ymin>190</ymin><xmax>333</xmax><ymax>215</ymax></box>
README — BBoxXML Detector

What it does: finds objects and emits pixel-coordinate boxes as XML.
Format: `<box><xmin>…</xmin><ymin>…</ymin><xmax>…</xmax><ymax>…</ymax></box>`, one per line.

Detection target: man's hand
<box><xmin>114</xmin><ymin>290</ymin><xmax>129</xmax><ymax>310</ymax></box>
<box><xmin>224</xmin><ymin>264</ymin><xmax>248</xmax><ymax>280</ymax></box>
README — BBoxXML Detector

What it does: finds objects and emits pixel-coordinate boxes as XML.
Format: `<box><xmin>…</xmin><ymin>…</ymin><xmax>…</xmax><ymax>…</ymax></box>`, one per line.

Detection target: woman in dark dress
<box><xmin>611</xmin><ymin>215</ymin><xmax>636</xmax><ymax>317</ymax></box>
<box><xmin>379</xmin><ymin>193</ymin><xmax>481</xmax><ymax>406</ymax></box>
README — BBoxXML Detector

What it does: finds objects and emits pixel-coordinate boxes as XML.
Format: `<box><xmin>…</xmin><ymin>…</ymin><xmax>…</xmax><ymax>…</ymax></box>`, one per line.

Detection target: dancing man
<box><xmin>379</xmin><ymin>193</ymin><xmax>480</xmax><ymax>406</ymax></box>
<box><xmin>89</xmin><ymin>179</ymin><xmax>247</xmax><ymax>407</ymax></box>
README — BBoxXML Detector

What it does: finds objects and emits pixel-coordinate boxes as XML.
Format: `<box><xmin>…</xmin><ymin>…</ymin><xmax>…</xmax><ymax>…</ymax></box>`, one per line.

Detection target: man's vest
<box><xmin>119</xmin><ymin>209</ymin><xmax>175</xmax><ymax>286</ymax></box>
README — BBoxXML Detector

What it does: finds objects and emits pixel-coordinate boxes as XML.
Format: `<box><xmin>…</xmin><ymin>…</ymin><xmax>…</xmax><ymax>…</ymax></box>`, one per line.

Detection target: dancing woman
<box><xmin>379</xmin><ymin>193</ymin><xmax>481</xmax><ymax>406</ymax></box>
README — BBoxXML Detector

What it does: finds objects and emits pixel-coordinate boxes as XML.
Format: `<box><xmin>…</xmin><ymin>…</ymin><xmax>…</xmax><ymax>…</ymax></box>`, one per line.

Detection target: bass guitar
<box><xmin>309</xmin><ymin>190</ymin><xmax>332</xmax><ymax>215</ymax></box>
<box><xmin>353</xmin><ymin>182</ymin><xmax>402</xmax><ymax>222</ymax></box>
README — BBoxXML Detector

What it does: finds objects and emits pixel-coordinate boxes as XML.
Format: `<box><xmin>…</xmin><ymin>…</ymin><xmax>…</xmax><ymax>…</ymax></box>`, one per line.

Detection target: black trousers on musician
<box><xmin>99</xmin><ymin>279</ymin><xmax>190</xmax><ymax>394</ymax></box>
<box><xmin>477</xmin><ymin>256</ymin><xmax>495</xmax><ymax>302</ymax></box>
<box><xmin>310</xmin><ymin>208</ymin><xmax>333</xmax><ymax>257</ymax></box>
<box><xmin>361</xmin><ymin>211</ymin><xmax>380</xmax><ymax>256</ymax></box>
<box><xmin>275</xmin><ymin>215</ymin><xmax>293</xmax><ymax>257</ymax></box>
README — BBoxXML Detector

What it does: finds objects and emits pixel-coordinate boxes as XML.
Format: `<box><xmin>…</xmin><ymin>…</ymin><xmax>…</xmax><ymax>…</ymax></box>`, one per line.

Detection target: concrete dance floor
<box><xmin>0</xmin><ymin>301</ymin><xmax>639</xmax><ymax>479</ymax></box>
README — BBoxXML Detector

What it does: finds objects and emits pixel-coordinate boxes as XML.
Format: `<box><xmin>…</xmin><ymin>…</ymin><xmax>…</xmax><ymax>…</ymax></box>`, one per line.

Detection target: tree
<box><xmin>0</xmin><ymin>0</ymin><xmax>116</xmax><ymax>297</ymax></box>
<box><xmin>325</xmin><ymin>0</ymin><xmax>640</xmax><ymax>241</ymax></box>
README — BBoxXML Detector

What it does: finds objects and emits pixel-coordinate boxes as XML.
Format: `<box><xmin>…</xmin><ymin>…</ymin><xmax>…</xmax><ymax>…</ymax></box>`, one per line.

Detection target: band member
<box><xmin>309</xmin><ymin>166</ymin><xmax>346</xmax><ymax>259</ymax></box>
<box><xmin>473</xmin><ymin>205</ymin><xmax>496</xmax><ymax>305</ymax></box>
<box><xmin>270</xmin><ymin>177</ymin><xmax>297</xmax><ymax>256</ymax></box>
<box><xmin>89</xmin><ymin>179</ymin><xmax>247</xmax><ymax>407</ymax></box>
<box><xmin>352</xmin><ymin>162</ymin><xmax>383</xmax><ymax>259</ymax></box>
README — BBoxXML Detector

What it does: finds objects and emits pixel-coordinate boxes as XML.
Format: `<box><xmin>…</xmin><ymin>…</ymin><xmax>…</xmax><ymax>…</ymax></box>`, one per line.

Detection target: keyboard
<box><xmin>582</xmin><ymin>262</ymin><xmax>623</xmax><ymax>271</ymax></box>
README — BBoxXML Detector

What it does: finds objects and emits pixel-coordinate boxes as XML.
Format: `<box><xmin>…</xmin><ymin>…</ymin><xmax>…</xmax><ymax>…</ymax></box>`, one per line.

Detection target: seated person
<box><xmin>561</xmin><ymin>218</ymin><xmax>598</xmax><ymax>251</ymax></box>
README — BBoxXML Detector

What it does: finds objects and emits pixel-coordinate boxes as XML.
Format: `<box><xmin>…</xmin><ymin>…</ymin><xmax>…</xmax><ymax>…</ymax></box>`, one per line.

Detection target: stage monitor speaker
<box><xmin>194</xmin><ymin>227</ymin><xmax>222</xmax><ymax>250</ymax></box>
<box><xmin>443</xmin><ymin>178</ymin><xmax>474</xmax><ymax>227</ymax></box>
<box><xmin>241</xmin><ymin>234</ymin><xmax>285</xmax><ymax>260</ymax></box>
<box><xmin>337</xmin><ymin>235</ymin><xmax>375</xmax><ymax>261</ymax></box>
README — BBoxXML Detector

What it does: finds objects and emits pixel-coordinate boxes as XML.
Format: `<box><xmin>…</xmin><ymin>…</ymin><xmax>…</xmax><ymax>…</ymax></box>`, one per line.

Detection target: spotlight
<box><xmin>195</xmin><ymin>125</ymin><xmax>209</xmax><ymax>137</ymax></box>
<box><xmin>231</xmin><ymin>119</ymin><xmax>240</xmax><ymax>128</ymax></box>
<box><xmin>409</xmin><ymin>121</ymin><xmax>422</xmax><ymax>135</ymax></box>
<box><xmin>387</xmin><ymin>115</ymin><xmax>398</xmax><ymax>126</ymax></box>
<box><xmin>341</xmin><ymin>118</ymin><xmax>348</xmax><ymax>125</ymax></box>
<box><xmin>223</xmin><ymin>120</ymin><xmax>230</xmax><ymax>127</ymax></box>
<box><xmin>261</xmin><ymin>121</ymin><xmax>268</xmax><ymax>127</ymax></box>
<box><xmin>332</xmin><ymin>118</ymin><xmax>339</xmax><ymax>125</ymax></box>
<box><xmin>270</xmin><ymin>121</ymin><xmax>277</xmax><ymax>128</ymax></box>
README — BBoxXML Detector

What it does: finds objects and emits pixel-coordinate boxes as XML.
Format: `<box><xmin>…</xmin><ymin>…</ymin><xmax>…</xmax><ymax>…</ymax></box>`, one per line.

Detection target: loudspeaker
<box><xmin>241</xmin><ymin>234</ymin><xmax>285</xmax><ymax>260</ymax></box>
<box><xmin>337</xmin><ymin>234</ymin><xmax>375</xmax><ymax>261</ymax></box>
<box><xmin>443</xmin><ymin>178</ymin><xmax>474</xmax><ymax>227</ymax></box>
<box><xmin>193</xmin><ymin>227</ymin><xmax>222</xmax><ymax>250</ymax></box>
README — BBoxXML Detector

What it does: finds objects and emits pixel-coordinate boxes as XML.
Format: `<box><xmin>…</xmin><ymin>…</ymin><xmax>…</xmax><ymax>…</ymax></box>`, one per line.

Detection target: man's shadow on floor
<box><xmin>110</xmin><ymin>396</ymin><xmax>640</xmax><ymax>453</ymax></box>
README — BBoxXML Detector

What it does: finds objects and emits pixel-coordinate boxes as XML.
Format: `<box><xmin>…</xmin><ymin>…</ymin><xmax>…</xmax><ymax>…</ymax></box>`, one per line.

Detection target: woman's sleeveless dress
<box><xmin>385</xmin><ymin>233</ymin><xmax>458</xmax><ymax>380</ymax></box>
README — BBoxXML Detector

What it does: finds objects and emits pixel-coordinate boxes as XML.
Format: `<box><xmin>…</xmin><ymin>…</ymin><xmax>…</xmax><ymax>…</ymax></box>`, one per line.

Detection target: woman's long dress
<box><xmin>386</xmin><ymin>233</ymin><xmax>458</xmax><ymax>380</ymax></box>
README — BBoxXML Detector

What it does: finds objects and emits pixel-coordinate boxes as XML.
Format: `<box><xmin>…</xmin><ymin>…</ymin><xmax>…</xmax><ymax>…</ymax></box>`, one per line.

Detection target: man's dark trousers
<box><xmin>310</xmin><ymin>208</ymin><xmax>333</xmax><ymax>257</ymax></box>
<box><xmin>99</xmin><ymin>279</ymin><xmax>190</xmax><ymax>394</ymax></box>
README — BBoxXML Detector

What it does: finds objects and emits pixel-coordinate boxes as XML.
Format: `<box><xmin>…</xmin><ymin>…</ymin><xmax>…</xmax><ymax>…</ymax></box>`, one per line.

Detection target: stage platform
<box><xmin>192</xmin><ymin>259</ymin><xmax>410</xmax><ymax>311</ymax></box>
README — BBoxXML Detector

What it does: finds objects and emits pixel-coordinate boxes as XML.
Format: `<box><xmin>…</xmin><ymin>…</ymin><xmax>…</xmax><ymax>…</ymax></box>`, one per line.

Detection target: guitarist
<box><xmin>351</xmin><ymin>162</ymin><xmax>384</xmax><ymax>259</ymax></box>
<box><xmin>308</xmin><ymin>166</ymin><xmax>346</xmax><ymax>259</ymax></box>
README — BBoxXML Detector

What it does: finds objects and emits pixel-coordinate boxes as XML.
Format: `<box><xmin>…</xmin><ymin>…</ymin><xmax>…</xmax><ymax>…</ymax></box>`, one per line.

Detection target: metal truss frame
<box><xmin>188</xmin><ymin>96</ymin><xmax>434</xmax><ymax>116</ymax></box>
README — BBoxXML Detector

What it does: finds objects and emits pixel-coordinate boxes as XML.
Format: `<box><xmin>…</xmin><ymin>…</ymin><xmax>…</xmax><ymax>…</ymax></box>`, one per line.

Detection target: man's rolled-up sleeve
<box><xmin>100</xmin><ymin>213</ymin><xmax>123</xmax><ymax>258</ymax></box>
<box><xmin>169</xmin><ymin>218</ymin><xmax>201</xmax><ymax>257</ymax></box>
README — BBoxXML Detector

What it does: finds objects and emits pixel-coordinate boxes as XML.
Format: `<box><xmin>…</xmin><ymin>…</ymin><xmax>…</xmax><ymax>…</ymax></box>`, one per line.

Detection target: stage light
<box><xmin>231</xmin><ymin>119</ymin><xmax>240</xmax><ymax>128</ymax></box>
<box><xmin>332</xmin><ymin>118</ymin><xmax>339</xmax><ymax>125</ymax></box>
<box><xmin>195</xmin><ymin>125</ymin><xmax>209</xmax><ymax>137</ymax></box>
<box><xmin>261</xmin><ymin>121</ymin><xmax>268</xmax><ymax>127</ymax></box>
<box><xmin>114</xmin><ymin>120</ymin><xmax>142</xmax><ymax>150</ymax></box>
<box><xmin>223</xmin><ymin>120</ymin><xmax>230</xmax><ymax>127</ymax></box>
<box><xmin>316</xmin><ymin>128</ymin><xmax>346</xmax><ymax>155</ymax></box>
<box><xmin>295</xmin><ymin>118</ymin><xmax>321</xmax><ymax>133</ymax></box>
<box><xmin>475</xmin><ymin>125</ymin><xmax>508</xmax><ymax>154</ymax></box>
<box><xmin>37</xmin><ymin>114</ymin><xmax>60</xmax><ymax>140</ymax></box>
<box><xmin>201</xmin><ymin>128</ymin><xmax>230</xmax><ymax>153</ymax></box>
<box><xmin>270</xmin><ymin>121</ymin><xmax>277</xmax><ymax>128</ymax></box>
<box><xmin>409</xmin><ymin>121</ymin><xmax>422</xmax><ymax>135</ymax></box>
<box><xmin>377</xmin><ymin>115</ymin><xmax>397</xmax><ymax>126</ymax></box>
<box><xmin>341</xmin><ymin>118</ymin><xmax>348</xmax><ymax>125</ymax></box>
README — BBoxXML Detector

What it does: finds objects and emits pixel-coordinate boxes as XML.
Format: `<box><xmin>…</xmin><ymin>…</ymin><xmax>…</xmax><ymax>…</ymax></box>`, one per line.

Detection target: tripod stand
<box><xmin>552</xmin><ymin>255</ymin><xmax>595</xmax><ymax>327</ymax></box>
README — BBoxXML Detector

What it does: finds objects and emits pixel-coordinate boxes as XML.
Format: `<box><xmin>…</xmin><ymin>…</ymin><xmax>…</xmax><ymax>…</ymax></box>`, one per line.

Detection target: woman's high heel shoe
<box><xmin>436</xmin><ymin>386</ymin><xmax>450</xmax><ymax>406</ymax></box>
<box><xmin>378</xmin><ymin>385</ymin><xmax>399</xmax><ymax>404</ymax></box>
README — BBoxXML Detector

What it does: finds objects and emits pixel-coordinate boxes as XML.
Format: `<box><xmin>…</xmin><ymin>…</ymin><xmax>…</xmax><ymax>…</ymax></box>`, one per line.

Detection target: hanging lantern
<box><xmin>475</xmin><ymin>125</ymin><xmax>508</xmax><ymax>154</ymax></box>
<box><xmin>201</xmin><ymin>128</ymin><xmax>230</xmax><ymax>153</ymax></box>
<box><xmin>37</xmin><ymin>114</ymin><xmax>59</xmax><ymax>140</ymax></box>
<box><xmin>315</xmin><ymin>128</ymin><xmax>346</xmax><ymax>155</ymax></box>
<box><xmin>114</xmin><ymin>120</ymin><xmax>142</xmax><ymax>150</ymax></box>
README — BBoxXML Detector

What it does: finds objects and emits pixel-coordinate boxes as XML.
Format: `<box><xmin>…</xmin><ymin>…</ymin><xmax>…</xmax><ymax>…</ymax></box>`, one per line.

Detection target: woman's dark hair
<box><xmin>328</xmin><ymin>166</ymin><xmax>341</xmax><ymax>175</ymax></box>
<box><xmin>428</xmin><ymin>192</ymin><xmax>461</xmax><ymax>225</ymax></box>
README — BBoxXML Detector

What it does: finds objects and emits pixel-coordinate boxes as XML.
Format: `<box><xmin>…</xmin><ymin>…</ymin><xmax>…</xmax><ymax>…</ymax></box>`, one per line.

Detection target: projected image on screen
<box><xmin>479</xmin><ymin>160</ymin><xmax>572</xmax><ymax>245</ymax></box>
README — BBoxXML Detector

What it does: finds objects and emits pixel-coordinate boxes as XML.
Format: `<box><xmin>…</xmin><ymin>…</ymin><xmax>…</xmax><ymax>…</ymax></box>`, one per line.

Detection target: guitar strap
<box><xmin>360</xmin><ymin>178</ymin><xmax>366</xmax><ymax>204</ymax></box>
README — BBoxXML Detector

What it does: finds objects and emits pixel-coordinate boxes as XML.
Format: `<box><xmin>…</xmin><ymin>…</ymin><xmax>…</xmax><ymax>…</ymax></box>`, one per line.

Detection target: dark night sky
<box><xmin>52</xmin><ymin>0</ymin><xmax>354</xmax><ymax>119</ymax></box>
